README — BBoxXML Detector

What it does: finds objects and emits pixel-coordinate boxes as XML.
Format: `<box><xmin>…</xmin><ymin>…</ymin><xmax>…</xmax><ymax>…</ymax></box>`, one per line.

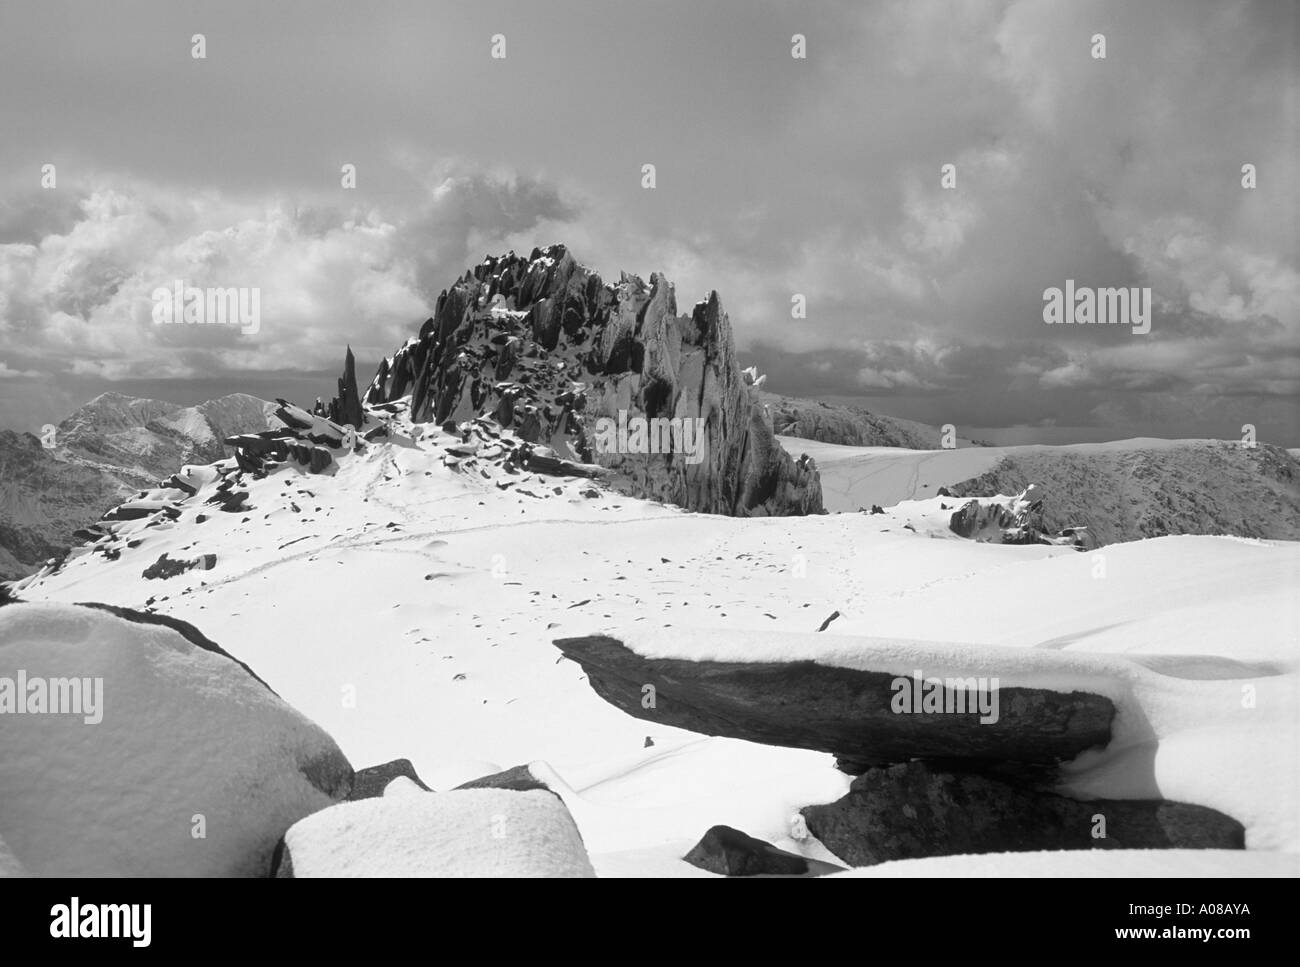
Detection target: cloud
<box><xmin>0</xmin><ymin>167</ymin><xmax>581</xmax><ymax>381</ymax></box>
<box><xmin>0</xmin><ymin>0</ymin><xmax>1294</xmax><ymax>441</ymax></box>
<box><xmin>0</xmin><ymin>361</ymin><xmax>39</xmax><ymax>379</ymax></box>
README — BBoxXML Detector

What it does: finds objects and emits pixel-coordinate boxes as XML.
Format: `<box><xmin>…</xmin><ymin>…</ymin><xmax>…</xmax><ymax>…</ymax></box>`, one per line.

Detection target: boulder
<box><xmin>273</xmin><ymin>789</ymin><xmax>596</xmax><ymax>877</ymax></box>
<box><xmin>308</xmin><ymin>446</ymin><xmax>333</xmax><ymax>475</ymax></box>
<box><xmin>0</xmin><ymin>602</ymin><xmax>351</xmax><ymax>876</ymax></box>
<box><xmin>222</xmin><ymin>433</ymin><xmax>289</xmax><ymax>457</ymax></box>
<box><xmin>683</xmin><ymin>825</ymin><xmax>844</xmax><ymax>877</ymax></box>
<box><xmin>348</xmin><ymin>758</ymin><xmax>432</xmax><ymax>800</ymax></box>
<box><xmin>801</xmin><ymin>761</ymin><xmax>1245</xmax><ymax>867</ymax></box>
<box><xmin>455</xmin><ymin>763</ymin><xmax>553</xmax><ymax>793</ymax></box>
<box><xmin>141</xmin><ymin>552</ymin><xmax>216</xmax><ymax>581</ymax></box>
<box><xmin>205</xmin><ymin>488</ymin><xmax>249</xmax><ymax>513</ymax></box>
<box><xmin>552</xmin><ymin>634</ymin><xmax>1114</xmax><ymax>770</ymax></box>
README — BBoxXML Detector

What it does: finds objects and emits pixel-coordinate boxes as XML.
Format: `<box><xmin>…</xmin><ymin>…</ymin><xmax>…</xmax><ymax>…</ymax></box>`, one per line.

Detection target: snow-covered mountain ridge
<box><xmin>3</xmin><ymin>248</ymin><xmax>1297</xmax><ymax>878</ymax></box>
<box><xmin>8</xmin><ymin>381</ymin><xmax>1297</xmax><ymax>874</ymax></box>
<box><xmin>787</xmin><ymin>435</ymin><xmax>1300</xmax><ymax>546</ymax></box>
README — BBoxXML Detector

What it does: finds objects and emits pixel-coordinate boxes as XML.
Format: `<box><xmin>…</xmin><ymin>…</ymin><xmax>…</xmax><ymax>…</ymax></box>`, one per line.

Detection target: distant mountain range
<box><xmin>0</xmin><ymin>393</ymin><xmax>277</xmax><ymax>579</ymax></box>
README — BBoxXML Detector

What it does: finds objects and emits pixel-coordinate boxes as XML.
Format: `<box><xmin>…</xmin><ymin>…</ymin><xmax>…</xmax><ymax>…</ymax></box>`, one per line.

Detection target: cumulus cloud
<box><xmin>0</xmin><ymin>168</ymin><xmax>579</xmax><ymax>382</ymax></box>
<box><xmin>0</xmin><ymin>361</ymin><xmax>39</xmax><ymax>379</ymax></box>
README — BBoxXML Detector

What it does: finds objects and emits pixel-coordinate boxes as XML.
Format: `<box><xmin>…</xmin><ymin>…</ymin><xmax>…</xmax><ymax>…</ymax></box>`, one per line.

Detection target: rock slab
<box><xmin>801</xmin><ymin>761</ymin><xmax>1246</xmax><ymax>867</ymax></box>
<box><xmin>552</xmin><ymin>634</ymin><xmax>1115</xmax><ymax>769</ymax></box>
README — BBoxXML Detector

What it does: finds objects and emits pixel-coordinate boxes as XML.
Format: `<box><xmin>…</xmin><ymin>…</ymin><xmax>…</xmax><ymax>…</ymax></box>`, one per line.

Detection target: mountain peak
<box><xmin>349</xmin><ymin>246</ymin><xmax>821</xmax><ymax>517</ymax></box>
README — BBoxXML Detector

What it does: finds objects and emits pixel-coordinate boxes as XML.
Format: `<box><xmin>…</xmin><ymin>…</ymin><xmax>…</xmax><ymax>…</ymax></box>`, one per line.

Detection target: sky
<box><xmin>0</xmin><ymin>0</ymin><xmax>1296</xmax><ymax>445</ymax></box>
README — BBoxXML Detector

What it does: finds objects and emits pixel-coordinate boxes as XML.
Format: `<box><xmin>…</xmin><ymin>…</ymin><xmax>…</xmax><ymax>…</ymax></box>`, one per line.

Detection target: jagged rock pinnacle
<box><xmin>355</xmin><ymin>245</ymin><xmax>822</xmax><ymax>517</ymax></box>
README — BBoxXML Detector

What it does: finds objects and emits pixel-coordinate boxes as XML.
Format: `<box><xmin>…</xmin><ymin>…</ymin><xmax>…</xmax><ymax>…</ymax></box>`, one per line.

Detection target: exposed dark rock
<box><xmin>683</xmin><ymin>824</ymin><xmax>844</xmax><ymax>876</ymax></box>
<box><xmin>163</xmin><ymin>473</ymin><xmax>199</xmax><ymax>496</ymax></box>
<box><xmin>552</xmin><ymin>634</ymin><xmax>1114</xmax><ymax>770</ymax></box>
<box><xmin>224</xmin><ymin>433</ymin><xmax>288</xmax><ymax>458</ymax></box>
<box><xmin>329</xmin><ymin>345</ymin><xmax>365</xmax><ymax>430</ymax></box>
<box><xmin>948</xmin><ymin>486</ymin><xmax>1084</xmax><ymax>548</ymax></box>
<box><xmin>347</xmin><ymin>758</ymin><xmax>432</xmax><ymax>800</ymax></box>
<box><xmin>141</xmin><ymin>552</ymin><xmax>215</xmax><ymax>580</ymax></box>
<box><xmin>206</xmin><ymin>489</ymin><xmax>249</xmax><ymax>513</ymax></box>
<box><xmin>270</xmin><ymin>836</ymin><xmax>293</xmax><ymax>878</ymax></box>
<box><xmin>801</xmin><ymin>760</ymin><xmax>1246</xmax><ymax>867</ymax></box>
<box><xmin>100</xmin><ymin>503</ymin><xmax>158</xmax><ymax>522</ymax></box>
<box><xmin>273</xmin><ymin>399</ymin><xmax>314</xmax><ymax>430</ymax></box>
<box><xmin>455</xmin><ymin>763</ymin><xmax>555</xmax><ymax>796</ymax></box>
<box><xmin>515</xmin><ymin>444</ymin><xmax>606</xmax><ymax>479</ymax></box>
<box><xmin>308</xmin><ymin>446</ymin><xmax>333</xmax><ymax>474</ymax></box>
<box><xmin>817</xmin><ymin>610</ymin><xmax>841</xmax><ymax>632</ymax></box>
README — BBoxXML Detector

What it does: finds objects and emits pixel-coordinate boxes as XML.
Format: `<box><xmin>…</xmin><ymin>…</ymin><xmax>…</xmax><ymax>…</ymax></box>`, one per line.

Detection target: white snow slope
<box><xmin>780</xmin><ymin>436</ymin><xmax>1004</xmax><ymax>511</ymax></box>
<box><xmin>10</xmin><ymin>400</ymin><xmax>1299</xmax><ymax>876</ymax></box>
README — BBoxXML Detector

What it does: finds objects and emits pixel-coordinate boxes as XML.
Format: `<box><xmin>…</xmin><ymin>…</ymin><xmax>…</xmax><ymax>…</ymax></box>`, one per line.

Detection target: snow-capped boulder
<box><xmin>273</xmin><ymin>789</ymin><xmax>596</xmax><ymax>877</ymax></box>
<box><xmin>0</xmin><ymin>602</ymin><xmax>352</xmax><ymax>876</ymax></box>
<box><xmin>76</xmin><ymin>601</ymin><xmax>273</xmax><ymax>691</ymax></box>
<box><xmin>552</xmin><ymin>634</ymin><xmax>1115</xmax><ymax>769</ymax></box>
<box><xmin>801</xmin><ymin>761</ymin><xmax>1245</xmax><ymax>868</ymax></box>
<box><xmin>357</xmin><ymin>245</ymin><xmax>822</xmax><ymax>517</ymax></box>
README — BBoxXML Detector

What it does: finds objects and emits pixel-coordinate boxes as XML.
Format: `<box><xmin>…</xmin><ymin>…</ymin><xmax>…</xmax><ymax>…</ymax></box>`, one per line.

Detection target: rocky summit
<box><xmin>355</xmin><ymin>245</ymin><xmax>822</xmax><ymax>518</ymax></box>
